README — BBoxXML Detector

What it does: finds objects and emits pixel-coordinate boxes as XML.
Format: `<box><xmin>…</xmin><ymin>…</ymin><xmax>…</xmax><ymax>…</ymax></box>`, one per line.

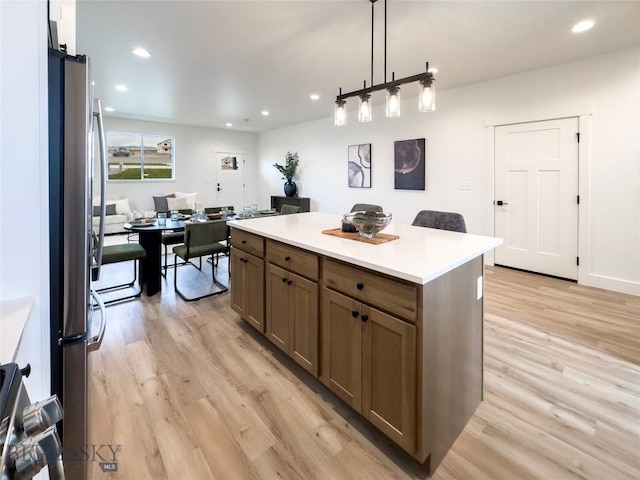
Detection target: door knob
<box><xmin>356</xmin><ymin>283</ymin><xmax>364</xmax><ymax>290</ymax></box>
<box><xmin>351</xmin><ymin>310</ymin><xmax>359</xmax><ymax>318</ymax></box>
<box><xmin>287</xmin><ymin>280</ymin><xmax>292</xmax><ymax>285</ymax></box>
<box><xmin>361</xmin><ymin>314</ymin><xmax>369</xmax><ymax>323</ymax></box>
<box><xmin>282</xmin><ymin>277</ymin><xmax>287</xmax><ymax>283</ymax></box>
<box><xmin>496</xmin><ymin>200</ymin><xmax>508</xmax><ymax>206</ymax></box>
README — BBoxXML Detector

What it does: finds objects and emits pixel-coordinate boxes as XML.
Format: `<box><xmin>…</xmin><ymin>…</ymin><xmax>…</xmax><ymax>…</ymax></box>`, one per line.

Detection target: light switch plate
<box><xmin>477</xmin><ymin>276</ymin><xmax>483</xmax><ymax>300</ymax></box>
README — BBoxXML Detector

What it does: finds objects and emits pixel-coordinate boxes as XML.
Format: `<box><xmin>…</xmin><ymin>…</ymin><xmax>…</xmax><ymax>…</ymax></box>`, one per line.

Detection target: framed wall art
<box><xmin>348</xmin><ymin>143</ymin><xmax>371</xmax><ymax>188</ymax></box>
<box><xmin>394</xmin><ymin>138</ymin><xmax>425</xmax><ymax>190</ymax></box>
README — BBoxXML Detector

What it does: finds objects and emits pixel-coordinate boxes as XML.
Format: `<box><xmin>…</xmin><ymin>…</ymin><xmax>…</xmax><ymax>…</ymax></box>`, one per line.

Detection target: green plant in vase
<box><xmin>273</xmin><ymin>152</ymin><xmax>299</xmax><ymax>197</ymax></box>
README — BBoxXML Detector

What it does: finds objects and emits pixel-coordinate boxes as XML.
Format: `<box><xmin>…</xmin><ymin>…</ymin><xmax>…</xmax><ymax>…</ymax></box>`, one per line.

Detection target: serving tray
<box><xmin>321</xmin><ymin>228</ymin><xmax>399</xmax><ymax>245</ymax></box>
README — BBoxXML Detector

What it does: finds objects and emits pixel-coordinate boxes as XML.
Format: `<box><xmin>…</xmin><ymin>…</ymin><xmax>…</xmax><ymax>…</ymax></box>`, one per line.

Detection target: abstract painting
<box><xmin>394</xmin><ymin>138</ymin><xmax>425</xmax><ymax>190</ymax></box>
<box><xmin>348</xmin><ymin>143</ymin><xmax>371</xmax><ymax>188</ymax></box>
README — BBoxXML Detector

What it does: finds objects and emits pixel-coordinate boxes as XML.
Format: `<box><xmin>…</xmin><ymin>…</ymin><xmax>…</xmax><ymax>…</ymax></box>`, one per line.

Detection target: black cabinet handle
<box><xmin>285</xmin><ymin>256</ymin><xmax>291</xmax><ymax>261</ymax></box>
<box><xmin>361</xmin><ymin>314</ymin><xmax>369</xmax><ymax>323</ymax></box>
<box><xmin>20</xmin><ymin>363</ymin><xmax>31</xmax><ymax>378</ymax></box>
<box><xmin>352</xmin><ymin>310</ymin><xmax>359</xmax><ymax>318</ymax></box>
<box><xmin>287</xmin><ymin>280</ymin><xmax>293</xmax><ymax>285</ymax></box>
<box><xmin>356</xmin><ymin>283</ymin><xmax>364</xmax><ymax>290</ymax></box>
<box><xmin>282</xmin><ymin>277</ymin><xmax>287</xmax><ymax>283</ymax></box>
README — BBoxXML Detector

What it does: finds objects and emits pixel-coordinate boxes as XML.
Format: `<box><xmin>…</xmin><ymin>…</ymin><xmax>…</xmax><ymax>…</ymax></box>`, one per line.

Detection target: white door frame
<box><xmin>485</xmin><ymin>106</ymin><xmax>593</xmax><ymax>288</ymax></box>
<box><xmin>213</xmin><ymin>150</ymin><xmax>246</xmax><ymax>209</ymax></box>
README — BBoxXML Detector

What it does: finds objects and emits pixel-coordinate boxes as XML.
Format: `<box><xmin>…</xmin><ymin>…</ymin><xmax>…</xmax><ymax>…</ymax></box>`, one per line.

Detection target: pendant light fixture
<box><xmin>334</xmin><ymin>0</ymin><xmax>436</xmax><ymax>125</ymax></box>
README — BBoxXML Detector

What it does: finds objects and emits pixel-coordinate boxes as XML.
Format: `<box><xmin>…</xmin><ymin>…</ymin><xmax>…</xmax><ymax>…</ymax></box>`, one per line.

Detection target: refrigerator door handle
<box><xmin>88</xmin><ymin>289</ymin><xmax>106</xmax><ymax>351</ymax></box>
<box><xmin>92</xmin><ymin>98</ymin><xmax>107</xmax><ymax>276</ymax></box>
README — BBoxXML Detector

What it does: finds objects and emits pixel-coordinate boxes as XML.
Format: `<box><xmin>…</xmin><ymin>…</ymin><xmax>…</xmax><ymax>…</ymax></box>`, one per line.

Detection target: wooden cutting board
<box><xmin>321</xmin><ymin>228</ymin><xmax>399</xmax><ymax>245</ymax></box>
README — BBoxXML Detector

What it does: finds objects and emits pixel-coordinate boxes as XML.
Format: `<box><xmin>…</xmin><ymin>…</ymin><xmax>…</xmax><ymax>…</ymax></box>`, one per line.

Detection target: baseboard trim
<box><xmin>581</xmin><ymin>273</ymin><xmax>640</xmax><ymax>297</ymax></box>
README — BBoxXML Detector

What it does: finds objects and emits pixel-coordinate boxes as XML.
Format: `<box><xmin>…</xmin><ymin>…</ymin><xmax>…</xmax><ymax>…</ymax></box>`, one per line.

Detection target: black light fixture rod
<box><xmin>384</xmin><ymin>0</ymin><xmax>387</xmax><ymax>83</ymax></box>
<box><xmin>336</xmin><ymin>70</ymin><xmax>433</xmax><ymax>101</ymax></box>
<box><xmin>370</xmin><ymin>0</ymin><xmax>374</xmax><ymax>88</ymax></box>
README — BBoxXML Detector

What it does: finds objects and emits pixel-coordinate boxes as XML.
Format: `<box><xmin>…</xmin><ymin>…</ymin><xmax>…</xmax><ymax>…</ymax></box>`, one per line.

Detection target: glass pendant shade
<box><xmin>418</xmin><ymin>79</ymin><xmax>436</xmax><ymax>112</ymax></box>
<box><xmin>334</xmin><ymin>100</ymin><xmax>347</xmax><ymax>126</ymax></box>
<box><xmin>385</xmin><ymin>86</ymin><xmax>401</xmax><ymax>118</ymax></box>
<box><xmin>358</xmin><ymin>94</ymin><xmax>372</xmax><ymax>122</ymax></box>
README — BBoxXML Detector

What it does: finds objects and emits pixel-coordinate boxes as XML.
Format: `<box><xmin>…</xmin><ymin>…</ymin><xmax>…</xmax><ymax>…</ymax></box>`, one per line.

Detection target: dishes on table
<box><xmin>129</xmin><ymin>219</ymin><xmax>156</xmax><ymax>228</ymax></box>
<box><xmin>260</xmin><ymin>209</ymin><xmax>277</xmax><ymax>215</ymax></box>
<box><xmin>207</xmin><ymin>212</ymin><xmax>223</xmax><ymax>220</ymax></box>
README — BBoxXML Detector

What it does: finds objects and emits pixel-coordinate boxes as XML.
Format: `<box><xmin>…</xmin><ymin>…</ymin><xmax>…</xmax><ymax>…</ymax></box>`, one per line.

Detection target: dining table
<box><xmin>125</xmin><ymin>211</ymin><xmax>279</xmax><ymax>296</ymax></box>
<box><xmin>124</xmin><ymin>218</ymin><xmax>186</xmax><ymax>296</ymax></box>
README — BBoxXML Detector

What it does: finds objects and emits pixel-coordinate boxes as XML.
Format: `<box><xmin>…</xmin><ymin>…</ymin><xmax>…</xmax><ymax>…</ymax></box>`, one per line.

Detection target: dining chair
<box><xmin>350</xmin><ymin>203</ymin><xmax>383</xmax><ymax>212</ymax></box>
<box><xmin>280</xmin><ymin>204</ymin><xmax>302</xmax><ymax>215</ymax></box>
<box><xmin>173</xmin><ymin>220</ymin><xmax>229</xmax><ymax>301</ymax></box>
<box><xmin>93</xmin><ymin>237</ymin><xmax>147</xmax><ymax>305</ymax></box>
<box><xmin>411</xmin><ymin>210</ymin><xmax>467</xmax><ymax>233</ymax></box>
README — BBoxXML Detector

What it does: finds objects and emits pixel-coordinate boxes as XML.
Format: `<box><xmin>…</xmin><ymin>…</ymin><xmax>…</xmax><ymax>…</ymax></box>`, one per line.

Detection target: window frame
<box><xmin>106</xmin><ymin>130</ymin><xmax>176</xmax><ymax>182</ymax></box>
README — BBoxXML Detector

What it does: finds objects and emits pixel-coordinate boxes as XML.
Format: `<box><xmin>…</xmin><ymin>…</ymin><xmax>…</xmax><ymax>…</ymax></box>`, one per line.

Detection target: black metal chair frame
<box><xmin>94</xmin><ymin>243</ymin><xmax>147</xmax><ymax>305</ymax></box>
<box><xmin>173</xmin><ymin>222</ymin><xmax>229</xmax><ymax>301</ymax></box>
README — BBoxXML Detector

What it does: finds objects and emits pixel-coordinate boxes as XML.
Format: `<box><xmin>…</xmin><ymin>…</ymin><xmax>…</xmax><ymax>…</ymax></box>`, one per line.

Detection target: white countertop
<box><xmin>0</xmin><ymin>296</ymin><xmax>34</xmax><ymax>364</ymax></box>
<box><xmin>228</xmin><ymin>212</ymin><xmax>503</xmax><ymax>284</ymax></box>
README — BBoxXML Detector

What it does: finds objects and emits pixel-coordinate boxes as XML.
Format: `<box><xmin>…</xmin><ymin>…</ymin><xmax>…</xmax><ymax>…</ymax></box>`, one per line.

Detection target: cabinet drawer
<box><xmin>231</xmin><ymin>229</ymin><xmax>264</xmax><ymax>258</ymax></box>
<box><xmin>323</xmin><ymin>259</ymin><xmax>417</xmax><ymax>322</ymax></box>
<box><xmin>266</xmin><ymin>240</ymin><xmax>319</xmax><ymax>281</ymax></box>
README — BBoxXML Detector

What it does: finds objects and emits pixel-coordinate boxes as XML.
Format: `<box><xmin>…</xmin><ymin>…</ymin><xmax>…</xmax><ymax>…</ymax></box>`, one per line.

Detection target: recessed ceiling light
<box><xmin>261</xmin><ymin>110</ymin><xmax>270</xmax><ymax>116</ymax></box>
<box><xmin>225</xmin><ymin>122</ymin><xmax>233</xmax><ymax>127</ymax></box>
<box><xmin>132</xmin><ymin>47</ymin><xmax>151</xmax><ymax>58</ymax></box>
<box><xmin>115</xmin><ymin>84</ymin><xmax>128</xmax><ymax>92</ymax></box>
<box><xmin>428</xmin><ymin>67</ymin><xmax>438</xmax><ymax>74</ymax></box>
<box><xmin>571</xmin><ymin>19</ymin><xmax>595</xmax><ymax>33</ymax></box>
<box><xmin>310</xmin><ymin>94</ymin><xmax>320</xmax><ymax>101</ymax></box>
<box><xmin>104</xmin><ymin>107</ymin><xmax>114</xmax><ymax>112</ymax></box>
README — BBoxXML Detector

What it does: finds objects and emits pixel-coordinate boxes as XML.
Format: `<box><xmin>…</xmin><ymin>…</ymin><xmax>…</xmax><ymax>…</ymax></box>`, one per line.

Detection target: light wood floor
<box><xmin>88</xmin><ymin>256</ymin><xmax>640</xmax><ymax>479</ymax></box>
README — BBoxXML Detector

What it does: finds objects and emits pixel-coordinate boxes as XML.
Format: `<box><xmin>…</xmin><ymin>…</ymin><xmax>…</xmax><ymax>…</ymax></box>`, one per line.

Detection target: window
<box><xmin>106</xmin><ymin>131</ymin><xmax>175</xmax><ymax>180</ymax></box>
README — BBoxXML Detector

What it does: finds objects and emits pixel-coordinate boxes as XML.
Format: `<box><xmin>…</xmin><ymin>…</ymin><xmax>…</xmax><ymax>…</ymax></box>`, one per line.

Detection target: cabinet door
<box><xmin>321</xmin><ymin>288</ymin><xmax>362</xmax><ymax>411</ymax></box>
<box><xmin>266</xmin><ymin>263</ymin><xmax>290</xmax><ymax>352</ymax></box>
<box><xmin>361</xmin><ymin>305</ymin><xmax>416</xmax><ymax>452</ymax></box>
<box><xmin>230</xmin><ymin>248</ymin><xmax>245</xmax><ymax>317</ymax></box>
<box><xmin>244</xmin><ymin>252</ymin><xmax>265</xmax><ymax>332</ymax></box>
<box><xmin>289</xmin><ymin>273</ymin><xmax>318</xmax><ymax>376</ymax></box>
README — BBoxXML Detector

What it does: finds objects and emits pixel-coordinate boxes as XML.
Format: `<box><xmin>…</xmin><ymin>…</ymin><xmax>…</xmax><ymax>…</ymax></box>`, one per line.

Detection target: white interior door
<box><xmin>494</xmin><ymin>117</ymin><xmax>579</xmax><ymax>280</ymax></box>
<box><xmin>214</xmin><ymin>151</ymin><xmax>246</xmax><ymax>210</ymax></box>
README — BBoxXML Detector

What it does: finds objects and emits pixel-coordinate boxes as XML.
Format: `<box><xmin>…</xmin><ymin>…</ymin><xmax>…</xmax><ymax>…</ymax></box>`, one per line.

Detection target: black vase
<box><xmin>284</xmin><ymin>181</ymin><xmax>297</xmax><ymax>197</ymax></box>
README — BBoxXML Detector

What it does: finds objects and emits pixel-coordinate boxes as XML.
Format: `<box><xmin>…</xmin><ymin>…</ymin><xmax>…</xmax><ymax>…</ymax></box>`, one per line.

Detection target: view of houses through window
<box><xmin>106</xmin><ymin>131</ymin><xmax>175</xmax><ymax>180</ymax></box>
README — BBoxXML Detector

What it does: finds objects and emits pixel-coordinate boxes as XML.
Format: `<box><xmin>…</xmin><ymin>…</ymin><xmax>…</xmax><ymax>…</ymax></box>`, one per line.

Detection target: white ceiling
<box><xmin>76</xmin><ymin>0</ymin><xmax>640</xmax><ymax>132</ymax></box>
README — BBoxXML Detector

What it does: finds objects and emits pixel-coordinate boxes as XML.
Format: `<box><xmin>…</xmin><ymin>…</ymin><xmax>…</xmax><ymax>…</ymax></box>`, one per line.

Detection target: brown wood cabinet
<box><xmin>266</xmin><ymin>263</ymin><xmax>319</xmax><ymax>376</ymax></box>
<box><xmin>230</xmin><ymin>231</ymin><xmax>265</xmax><ymax>332</ymax></box>
<box><xmin>229</xmin><ymin>224</ymin><xmax>486</xmax><ymax>475</ymax></box>
<box><xmin>321</xmin><ymin>288</ymin><xmax>416</xmax><ymax>452</ymax></box>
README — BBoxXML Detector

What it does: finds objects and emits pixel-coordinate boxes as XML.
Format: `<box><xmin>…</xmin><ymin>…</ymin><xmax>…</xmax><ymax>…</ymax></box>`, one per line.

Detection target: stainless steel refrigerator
<box><xmin>48</xmin><ymin>47</ymin><xmax>108</xmax><ymax>480</ymax></box>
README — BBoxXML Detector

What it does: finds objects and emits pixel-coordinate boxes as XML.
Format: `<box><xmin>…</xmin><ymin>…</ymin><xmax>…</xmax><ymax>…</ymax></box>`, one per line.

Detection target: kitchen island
<box><xmin>227</xmin><ymin>212</ymin><xmax>502</xmax><ymax>474</ymax></box>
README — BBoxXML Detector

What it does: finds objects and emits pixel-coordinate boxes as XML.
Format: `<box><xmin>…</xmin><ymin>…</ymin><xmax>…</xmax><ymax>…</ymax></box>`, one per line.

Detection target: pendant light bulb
<box><xmin>418</xmin><ymin>79</ymin><xmax>435</xmax><ymax>112</ymax></box>
<box><xmin>358</xmin><ymin>94</ymin><xmax>372</xmax><ymax>122</ymax></box>
<box><xmin>385</xmin><ymin>86</ymin><xmax>401</xmax><ymax>118</ymax></box>
<box><xmin>334</xmin><ymin>99</ymin><xmax>347</xmax><ymax>126</ymax></box>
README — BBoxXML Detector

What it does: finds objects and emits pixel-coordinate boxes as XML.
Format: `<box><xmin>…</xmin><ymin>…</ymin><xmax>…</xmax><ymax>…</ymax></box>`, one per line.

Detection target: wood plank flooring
<box><xmin>88</xmin><ymin>254</ymin><xmax>640</xmax><ymax>479</ymax></box>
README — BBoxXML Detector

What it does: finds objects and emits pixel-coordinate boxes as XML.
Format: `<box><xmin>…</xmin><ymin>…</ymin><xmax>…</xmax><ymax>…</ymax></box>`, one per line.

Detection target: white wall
<box><xmin>100</xmin><ymin>117</ymin><xmax>258</xmax><ymax>211</ymax></box>
<box><xmin>257</xmin><ymin>47</ymin><xmax>640</xmax><ymax>296</ymax></box>
<box><xmin>0</xmin><ymin>0</ymin><xmax>50</xmax><ymax>399</ymax></box>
